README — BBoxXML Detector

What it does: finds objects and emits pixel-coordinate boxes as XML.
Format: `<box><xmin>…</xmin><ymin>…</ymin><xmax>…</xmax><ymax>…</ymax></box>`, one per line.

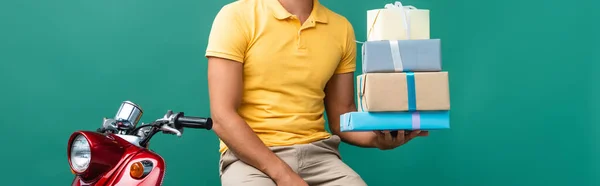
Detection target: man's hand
<box><xmin>273</xmin><ymin>170</ymin><xmax>308</xmax><ymax>186</ymax></box>
<box><xmin>324</xmin><ymin>72</ymin><xmax>430</xmax><ymax>149</ymax></box>
<box><xmin>372</xmin><ymin>130</ymin><xmax>429</xmax><ymax>150</ymax></box>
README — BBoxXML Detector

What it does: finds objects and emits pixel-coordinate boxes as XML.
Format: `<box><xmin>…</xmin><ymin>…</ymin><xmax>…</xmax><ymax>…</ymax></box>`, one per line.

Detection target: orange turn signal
<box><xmin>130</xmin><ymin>162</ymin><xmax>144</xmax><ymax>179</ymax></box>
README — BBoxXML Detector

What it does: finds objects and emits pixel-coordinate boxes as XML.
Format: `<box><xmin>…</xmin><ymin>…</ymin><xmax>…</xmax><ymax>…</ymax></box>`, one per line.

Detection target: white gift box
<box><xmin>367</xmin><ymin>1</ymin><xmax>430</xmax><ymax>41</ymax></box>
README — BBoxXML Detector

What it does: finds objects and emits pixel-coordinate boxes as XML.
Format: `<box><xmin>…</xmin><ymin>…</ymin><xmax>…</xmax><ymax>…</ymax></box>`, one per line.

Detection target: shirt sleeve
<box><xmin>205</xmin><ymin>4</ymin><xmax>249</xmax><ymax>63</ymax></box>
<box><xmin>334</xmin><ymin>21</ymin><xmax>357</xmax><ymax>74</ymax></box>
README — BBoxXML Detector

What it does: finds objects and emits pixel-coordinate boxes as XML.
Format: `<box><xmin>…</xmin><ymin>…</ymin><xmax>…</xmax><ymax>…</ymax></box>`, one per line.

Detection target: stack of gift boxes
<box><xmin>340</xmin><ymin>1</ymin><xmax>451</xmax><ymax>132</ymax></box>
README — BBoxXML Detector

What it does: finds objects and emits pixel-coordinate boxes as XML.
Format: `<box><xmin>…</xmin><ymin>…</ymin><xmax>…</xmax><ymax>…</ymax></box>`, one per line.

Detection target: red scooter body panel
<box><xmin>107</xmin><ymin>150</ymin><xmax>165</xmax><ymax>186</ymax></box>
<box><xmin>69</xmin><ymin>132</ymin><xmax>165</xmax><ymax>186</ymax></box>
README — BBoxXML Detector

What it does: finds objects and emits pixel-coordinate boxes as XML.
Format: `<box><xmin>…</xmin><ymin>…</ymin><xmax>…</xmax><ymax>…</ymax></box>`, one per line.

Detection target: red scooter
<box><xmin>67</xmin><ymin>101</ymin><xmax>212</xmax><ymax>186</ymax></box>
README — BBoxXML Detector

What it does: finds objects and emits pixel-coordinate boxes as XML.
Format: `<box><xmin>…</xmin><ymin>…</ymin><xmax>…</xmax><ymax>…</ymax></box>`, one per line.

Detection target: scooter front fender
<box><xmin>71</xmin><ymin>150</ymin><xmax>165</xmax><ymax>186</ymax></box>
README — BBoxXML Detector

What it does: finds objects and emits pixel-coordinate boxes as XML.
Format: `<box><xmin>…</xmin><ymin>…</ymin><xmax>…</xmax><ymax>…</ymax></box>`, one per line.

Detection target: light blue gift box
<box><xmin>340</xmin><ymin>111</ymin><xmax>450</xmax><ymax>132</ymax></box>
<box><xmin>362</xmin><ymin>39</ymin><xmax>442</xmax><ymax>73</ymax></box>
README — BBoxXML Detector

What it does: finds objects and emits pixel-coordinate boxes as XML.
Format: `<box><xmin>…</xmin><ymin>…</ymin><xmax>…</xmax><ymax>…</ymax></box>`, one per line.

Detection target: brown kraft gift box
<box><xmin>357</xmin><ymin>72</ymin><xmax>450</xmax><ymax>112</ymax></box>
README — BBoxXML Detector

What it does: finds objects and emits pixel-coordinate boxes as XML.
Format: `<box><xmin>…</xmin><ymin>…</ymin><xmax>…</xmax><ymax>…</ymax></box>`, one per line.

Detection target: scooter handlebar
<box><xmin>176</xmin><ymin>116</ymin><xmax>213</xmax><ymax>130</ymax></box>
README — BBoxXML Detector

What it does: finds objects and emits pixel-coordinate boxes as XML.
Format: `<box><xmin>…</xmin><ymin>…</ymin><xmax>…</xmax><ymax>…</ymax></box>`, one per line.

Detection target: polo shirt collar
<box><xmin>268</xmin><ymin>0</ymin><xmax>328</xmax><ymax>23</ymax></box>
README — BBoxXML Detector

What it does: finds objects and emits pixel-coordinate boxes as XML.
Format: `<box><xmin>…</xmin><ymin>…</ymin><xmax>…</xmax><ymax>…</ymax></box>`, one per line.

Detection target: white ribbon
<box><xmin>383</xmin><ymin>1</ymin><xmax>417</xmax><ymax>71</ymax></box>
<box><xmin>383</xmin><ymin>1</ymin><xmax>416</xmax><ymax>39</ymax></box>
<box><xmin>388</xmin><ymin>40</ymin><xmax>404</xmax><ymax>71</ymax></box>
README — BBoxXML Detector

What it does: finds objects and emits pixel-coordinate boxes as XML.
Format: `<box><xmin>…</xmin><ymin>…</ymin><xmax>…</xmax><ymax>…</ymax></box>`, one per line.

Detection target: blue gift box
<box><xmin>362</xmin><ymin>39</ymin><xmax>442</xmax><ymax>73</ymax></box>
<box><xmin>340</xmin><ymin>111</ymin><xmax>450</xmax><ymax>132</ymax></box>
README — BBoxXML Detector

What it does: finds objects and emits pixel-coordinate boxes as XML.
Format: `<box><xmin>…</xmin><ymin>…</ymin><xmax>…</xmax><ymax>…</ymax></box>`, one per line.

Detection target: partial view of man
<box><xmin>205</xmin><ymin>0</ymin><xmax>428</xmax><ymax>185</ymax></box>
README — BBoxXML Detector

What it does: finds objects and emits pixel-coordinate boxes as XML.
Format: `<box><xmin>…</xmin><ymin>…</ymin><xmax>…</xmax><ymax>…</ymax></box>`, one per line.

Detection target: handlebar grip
<box><xmin>176</xmin><ymin>116</ymin><xmax>213</xmax><ymax>130</ymax></box>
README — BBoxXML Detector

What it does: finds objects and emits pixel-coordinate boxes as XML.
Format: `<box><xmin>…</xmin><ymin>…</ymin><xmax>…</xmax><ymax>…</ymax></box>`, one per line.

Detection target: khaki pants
<box><xmin>219</xmin><ymin>135</ymin><xmax>368</xmax><ymax>186</ymax></box>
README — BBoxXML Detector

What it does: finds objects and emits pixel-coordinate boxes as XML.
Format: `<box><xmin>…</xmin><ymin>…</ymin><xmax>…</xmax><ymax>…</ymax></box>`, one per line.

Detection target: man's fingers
<box><xmin>375</xmin><ymin>130</ymin><xmax>427</xmax><ymax>145</ymax></box>
<box><xmin>382</xmin><ymin>131</ymin><xmax>393</xmax><ymax>142</ymax></box>
<box><xmin>409</xmin><ymin>130</ymin><xmax>421</xmax><ymax>138</ymax></box>
<box><xmin>392</xmin><ymin>130</ymin><xmax>405</xmax><ymax>143</ymax></box>
<box><xmin>374</xmin><ymin>131</ymin><xmax>386</xmax><ymax>140</ymax></box>
<box><xmin>403</xmin><ymin>130</ymin><xmax>421</xmax><ymax>143</ymax></box>
<box><xmin>418</xmin><ymin>131</ymin><xmax>429</xmax><ymax>136</ymax></box>
<box><xmin>390</xmin><ymin>130</ymin><xmax>399</xmax><ymax>138</ymax></box>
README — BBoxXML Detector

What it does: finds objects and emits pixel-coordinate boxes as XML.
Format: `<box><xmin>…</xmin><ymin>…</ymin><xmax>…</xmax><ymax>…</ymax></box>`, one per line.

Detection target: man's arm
<box><xmin>208</xmin><ymin>57</ymin><xmax>298</xmax><ymax>181</ymax></box>
<box><xmin>205</xmin><ymin>4</ymin><xmax>304</xmax><ymax>184</ymax></box>
<box><xmin>324</xmin><ymin>72</ymin><xmax>378</xmax><ymax>148</ymax></box>
<box><xmin>324</xmin><ymin>20</ymin><xmax>378</xmax><ymax>148</ymax></box>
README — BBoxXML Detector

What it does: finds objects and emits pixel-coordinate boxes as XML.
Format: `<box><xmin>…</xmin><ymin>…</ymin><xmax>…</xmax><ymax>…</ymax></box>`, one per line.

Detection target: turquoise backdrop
<box><xmin>0</xmin><ymin>0</ymin><xmax>598</xmax><ymax>185</ymax></box>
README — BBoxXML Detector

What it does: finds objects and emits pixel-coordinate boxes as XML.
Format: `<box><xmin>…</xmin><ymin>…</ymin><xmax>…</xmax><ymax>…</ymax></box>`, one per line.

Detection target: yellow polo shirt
<box><xmin>205</xmin><ymin>0</ymin><xmax>356</xmax><ymax>153</ymax></box>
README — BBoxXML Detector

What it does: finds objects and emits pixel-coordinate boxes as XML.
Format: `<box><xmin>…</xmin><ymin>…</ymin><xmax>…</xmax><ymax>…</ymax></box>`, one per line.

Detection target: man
<box><xmin>205</xmin><ymin>0</ymin><xmax>428</xmax><ymax>185</ymax></box>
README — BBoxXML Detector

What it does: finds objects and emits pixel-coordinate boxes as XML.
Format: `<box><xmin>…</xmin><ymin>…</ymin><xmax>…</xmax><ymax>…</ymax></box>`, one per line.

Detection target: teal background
<box><xmin>1</xmin><ymin>0</ymin><xmax>598</xmax><ymax>185</ymax></box>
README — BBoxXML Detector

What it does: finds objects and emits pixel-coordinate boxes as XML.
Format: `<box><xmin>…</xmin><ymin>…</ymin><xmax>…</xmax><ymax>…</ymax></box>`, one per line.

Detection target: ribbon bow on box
<box><xmin>384</xmin><ymin>1</ymin><xmax>416</xmax><ymax>10</ymax></box>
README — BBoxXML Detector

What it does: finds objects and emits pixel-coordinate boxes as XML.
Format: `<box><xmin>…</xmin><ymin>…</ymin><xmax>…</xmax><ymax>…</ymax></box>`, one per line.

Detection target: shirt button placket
<box><xmin>297</xmin><ymin>30</ymin><xmax>302</xmax><ymax>48</ymax></box>
<box><xmin>297</xmin><ymin>19</ymin><xmax>314</xmax><ymax>50</ymax></box>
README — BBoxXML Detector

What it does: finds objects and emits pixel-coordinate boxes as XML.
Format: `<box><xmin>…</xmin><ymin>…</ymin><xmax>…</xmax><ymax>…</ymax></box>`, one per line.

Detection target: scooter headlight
<box><xmin>70</xmin><ymin>134</ymin><xmax>91</xmax><ymax>173</ymax></box>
